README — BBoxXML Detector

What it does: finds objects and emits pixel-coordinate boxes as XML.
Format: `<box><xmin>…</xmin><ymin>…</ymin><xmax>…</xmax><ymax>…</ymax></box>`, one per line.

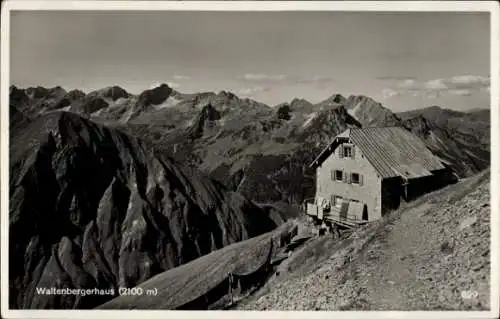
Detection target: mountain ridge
<box><xmin>10</xmin><ymin>84</ymin><xmax>490</xmax><ymax>203</ymax></box>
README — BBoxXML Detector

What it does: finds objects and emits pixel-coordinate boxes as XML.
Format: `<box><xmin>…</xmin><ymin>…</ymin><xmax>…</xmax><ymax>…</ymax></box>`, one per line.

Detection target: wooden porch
<box><xmin>304</xmin><ymin>199</ymin><xmax>368</xmax><ymax>228</ymax></box>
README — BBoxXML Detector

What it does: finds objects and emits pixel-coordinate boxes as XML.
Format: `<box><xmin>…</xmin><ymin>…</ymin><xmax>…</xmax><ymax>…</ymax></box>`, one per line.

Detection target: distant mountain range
<box><xmin>8</xmin><ymin>83</ymin><xmax>490</xmax><ymax>309</ymax></box>
<box><xmin>10</xmin><ymin>84</ymin><xmax>490</xmax><ymax>204</ymax></box>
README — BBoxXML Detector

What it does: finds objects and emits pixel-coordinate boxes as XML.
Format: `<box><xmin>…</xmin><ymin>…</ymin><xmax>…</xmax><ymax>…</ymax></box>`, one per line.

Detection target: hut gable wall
<box><xmin>315</xmin><ymin>142</ymin><xmax>382</xmax><ymax>221</ymax></box>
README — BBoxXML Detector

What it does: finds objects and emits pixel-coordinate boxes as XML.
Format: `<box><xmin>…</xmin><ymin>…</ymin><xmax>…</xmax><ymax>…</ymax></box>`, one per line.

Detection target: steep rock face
<box><xmin>187</xmin><ymin>103</ymin><xmax>222</xmax><ymax>139</ymax></box>
<box><xmin>402</xmin><ymin>115</ymin><xmax>490</xmax><ymax>177</ymax></box>
<box><xmin>25</xmin><ymin>86</ymin><xmax>52</xmax><ymax>99</ymax></box>
<box><xmin>70</xmin><ymin>96</ymin><xmax>110</xmax><ymax>115</ymax></box>
<box><xmin>9</xmin><ymin>112</ymin><xmax>278</xmax><ymax>309</ymax></box>
<box><xmin>137</xmin><ymin>84</ymin><xmax>173</xmax><ymax>106</ymax></box>
<box><xmin>297</xmin><ymin>105</ymin><xmax>362</xmax><ymax>145</ymax></box>
<box><xmin>49</xmin><ymin>89</ymin><xmax>88</xmax><ymax>112</ymax></box>
<box><xmin>402</xmin><ymin>114</ymin><xmax>435</xmax><ymax>138</ymax></box>
<box><xmin>287</xmin><ymin>98</ymin><xmax>315</xmax><ymax>114</ymax></box>
<box><xmin>11</xmin><ymin>86</ymin><xmax>67</xmax><ymax>117</ymax></box>
<box><xmin>466</xmin><ymin>109</ymin><xmax>490</xmax><ymax>122</ymax></box>
<box><xmin>397</xmin><ymin>106</ymin><xmax>490</xmax><ymax>147</ymax></box>
<box><xmin>344</xmin><ymin>95</ymin><xmax>402</xmax><ymax>127</ymax></box>
<box><xmin>101</xmin><ymin>86</ymin><xmax>130</xmax><ymax>101</ymax></box>
<box><xmin>397</xmin><ymin>106</ymin><xmax>464</xmax><ymax>124</ymax></box>
<box><xmin>9</xmin><ymin>86</ymin><xmax>88</xmax><ymax>117</ymax></box>
<box><xmin>276</xmin><ymin>104</ymin><xmax>292</xmax><ymax>121</ymax></box>
<box><xmin>66</xmin><ymin>89</ymin><xmax>87</xmax><ymax>101</ymax></box>
<box><xmin>9</xmin><ymin>104</ymin><xmax>30</xmax><ymax>135</ymax></box>
<box><xmin>9</xmin><ymin>86</ymin><xmax>31</xmax><ymax>117</ymax></box>
<box><xmin>314</xmin><ymin>94</ymin><xmax>347</xmax><ymax>110</ymax></box>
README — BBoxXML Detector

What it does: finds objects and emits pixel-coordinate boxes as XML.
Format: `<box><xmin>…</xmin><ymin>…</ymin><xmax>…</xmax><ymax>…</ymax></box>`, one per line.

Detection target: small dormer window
<box><xmin>343</xmin><ymin>146</ymin><xmax>352</xmax><ymax>158</ymax></box>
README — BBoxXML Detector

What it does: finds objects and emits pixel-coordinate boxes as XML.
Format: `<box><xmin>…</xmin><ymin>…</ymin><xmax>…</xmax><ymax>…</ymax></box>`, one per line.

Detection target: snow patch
<box><xmin>347</xmin><ymin>101</ymin><xmax>365</xmax><ymax>120</ymax></box>
<box><xmin>91</xmin><ymin>108</ymin><xmax>104</xmax><ymax>116</ymax></box>
<box><xmin>302</xmin><ymin>112</ymin><xmax>318</xmax><ymax>128</ymax></box>
<box><xmin>154</xmin><ymin>97</ymin><xmax>183</xmax><ymax>109</ymax></box>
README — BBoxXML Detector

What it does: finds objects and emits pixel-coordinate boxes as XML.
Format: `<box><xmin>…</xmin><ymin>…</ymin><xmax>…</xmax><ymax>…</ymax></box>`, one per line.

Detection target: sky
<box><xmin>10</xmin><ymin>11</ymin><xmax>490</xmax><ymax>112</ymax></box>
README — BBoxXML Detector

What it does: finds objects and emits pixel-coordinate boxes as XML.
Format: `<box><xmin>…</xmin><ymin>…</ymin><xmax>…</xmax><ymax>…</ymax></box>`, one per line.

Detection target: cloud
<box><xmin>377</xmin><ymin>76</ymin><xmax>417</xmax><ymax>81</ymax></box>
<box><xmin>295</xmin><ymin>75</ymin><xmax>336</xmax><ymax>84</ymax></box>
<box><xmin>425</xmin><ymin>79</ymin><xmax>448</xmax><ymax>90</ymax></box>
<box><xmin>397</xmin><ymin>79</ymin><xmax>419</xmax><ymax>89</ymax></box>
<box><xmin>241</xmin><ymin>74</ymin><xmax>287</xmax><ymax>82</ymax></box>
<box><xmin>381</xmin><ymin>75</ymin><xmax>490</xmax><ymax>99</ymax></box>
<box><xmin>172</xmin><ymin>75</ymin><xmax>191</xmax><ymax>81</ymax></box>
<box><xmin>448</xmin><ymin>89</ymin><xmax>473</xmax><ymax>96</ymax></box>
<box><xmin>450</xmin><ymin>75</ymin><xmax>489</xmax><ymax>87</ymax></box>
<box><xmin>236</xmin><ymin>86</ymin><xmax>271</xmax><ymax>96</ymax></box>
<box><xmin>238</xmin><ymin>73</ymin><xmax>335</xmax><ymax>86</ymax></box>
<box><xmin>382</xmin><ymin>88</ymin><xmax>400</xmax><ymax>99</ymax></box>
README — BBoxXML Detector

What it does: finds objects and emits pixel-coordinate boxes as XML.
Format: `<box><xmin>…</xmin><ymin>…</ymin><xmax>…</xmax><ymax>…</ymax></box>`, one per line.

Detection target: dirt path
<box><xmin>352</xmin><ymin>173</ymin><xmax>490</xmax><ymax>310</ymax></box>
<box><xmin>354</xmin><ymin>202</ymin><xmax>436</xmax><ymax>309</ymax></box>
<box><xmin>241</xmin><ymin>171</ymin><xmax>490</xmax><ymax>310</ymax></box>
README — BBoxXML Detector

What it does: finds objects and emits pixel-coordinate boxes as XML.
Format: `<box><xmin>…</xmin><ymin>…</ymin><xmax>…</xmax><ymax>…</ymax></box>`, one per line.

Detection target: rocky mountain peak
<box><xmin>102</xmin><ymin>86</ymin><xmax>130</xmax><ymax>101</ymax></box>
<box><xmin>217</xmin><ymin>90</ymin><xmax>238</xmax><ymax>101</ymax></box>
<box><xmin>327</xmin><ymin>93</ymin><xmax>347</xmax><ymax>105</ymax></box>
<box><xmin>289</xmin><ymin>98</ymin><xmax>313</xmax><ymax>110</ymax></box>
<box><xmin>66</xmin><ymin>89</ymin><xmax>86</xmax><ymax>101</ymax></box>
<box><xmin>9</xmin><ymin>86</ymin><xmax>29</xmax><ymax>105</ymax></box>
<box><xmin>315</xmin><ymin>94</ymin><xmax>346</xmax><ymax>110</ymax></box>
<box><xmin>342</xmin><ymin>94</ymin><xmax>401</xmax><ymax>127</ymax></box>
<box><xmin>402</xmin><ymin>114</ymin><xmax>435</xmax><ymax>136</ymax></box>
<box><xmin>138</xmin><ymin>83</ymin><xmax>173</xmax><ymax>106</ymax></box>
<box><xmin>26</xmin><ymin>86</ymin><xmax>51</xmax><ymax>99</ymax></box>
<box><xmin>346</xmin><ymin>94</ymin><xmax>381</xmax><ymax>107</ymax></box>
<box><xmin>188</xmin><ymin>103</ymin><xmax>222</xmax><ymax>139</ymax></box>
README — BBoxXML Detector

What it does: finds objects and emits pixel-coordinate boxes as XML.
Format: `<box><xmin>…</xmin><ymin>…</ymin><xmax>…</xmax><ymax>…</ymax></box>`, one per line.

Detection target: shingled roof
<box><xmin>310</xmin><ymin>127</ymin><xmax>446</xmax><ymax>179</ymax></box>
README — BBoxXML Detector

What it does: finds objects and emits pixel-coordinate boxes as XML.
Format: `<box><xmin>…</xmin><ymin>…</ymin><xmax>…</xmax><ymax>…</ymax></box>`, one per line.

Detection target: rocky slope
<box><xmin>9</xmin><ymin>111</ymin><xmax>280</xmax><ymax>309</ymax></box>
<box><xmin>98</xmin><ymin>220</ymin><xmax>301</xmax><ymax>310</ymax></box>
<box><xmin>239</xmin><ymin>169</ymin><xmax>490</xmax><ymax>310</ymax></box>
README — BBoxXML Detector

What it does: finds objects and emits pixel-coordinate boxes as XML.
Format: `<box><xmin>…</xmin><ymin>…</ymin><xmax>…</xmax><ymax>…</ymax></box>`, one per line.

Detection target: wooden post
<box><xmin>228</xmin><ymin>272</ymin><xmax>233</xmax><ymax>305</ymax></box>
<box><xmin>402</xmin><ymin>179</ymin><xmax>409</xmax><ymax>201</ymax></box>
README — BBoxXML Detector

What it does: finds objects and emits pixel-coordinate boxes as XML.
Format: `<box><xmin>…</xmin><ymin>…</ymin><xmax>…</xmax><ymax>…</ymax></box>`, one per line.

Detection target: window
<box><xmin>334</xmin><ymin>170</ymin><xmax>343</xmax><ymax>181</ymax></box>
<box><xmin>343</xmin><ymin>146</ymin><xmax>352</xmax><ymax>158</ymax></box>
<box><xmin>351</xmin><ymin>173</ymin><xmax>360</xmax><ymax>184</ymax></box>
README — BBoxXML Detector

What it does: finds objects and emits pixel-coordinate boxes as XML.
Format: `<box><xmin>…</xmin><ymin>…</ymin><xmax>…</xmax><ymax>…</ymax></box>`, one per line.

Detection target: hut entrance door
<box><xmin>362</xmin><ymin>204</ymin><xmax>368</xmax><ymax>221</ymax></box>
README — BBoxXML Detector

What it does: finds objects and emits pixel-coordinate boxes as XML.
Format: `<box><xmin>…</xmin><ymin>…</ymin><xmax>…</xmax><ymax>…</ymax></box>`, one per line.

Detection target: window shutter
<box><xmin>352</xmin><ymin>146</ymin><xmax>356</xmax><ymax>158</ymax></box>
<box><xmin>359</xmin><ymin>174</ymin><xmax>363</xmax><ymax>186</ymax></box>
<box><xmin>347</xmin><ymin>173</ymin><xmax>352</xmax><ymax>184</ymax></box>
<box><xmin>343</xmin><ymin>171</ymin><xmax>348</xmax><ymax>183</ymax></box>
<box><xmin>331</xmin><ymin>170</ymin><xmax>335</xmax><ymax>181</ymax></box>
<box><xmin>338</xmin><ymin>146</ymin><xmax>343</xmax><ymax>158</ymax></box>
